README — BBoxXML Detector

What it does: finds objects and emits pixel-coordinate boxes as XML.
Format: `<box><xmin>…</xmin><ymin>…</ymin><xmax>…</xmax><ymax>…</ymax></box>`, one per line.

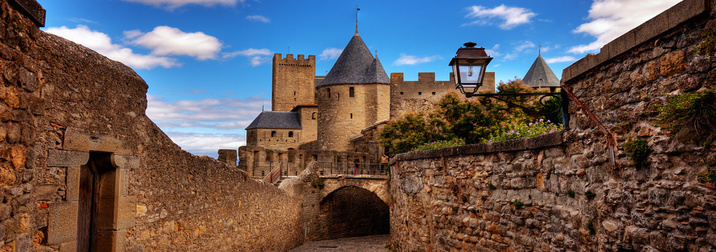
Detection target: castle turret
<box><xmin>316</xmin><ymin>31</ymin><xmax>390</xmax><ymax>151</ymax></box>
<box><xmin>272</xmin><ymin>54</ymin><xmax>316</xmax><ymax>112</ymax></box>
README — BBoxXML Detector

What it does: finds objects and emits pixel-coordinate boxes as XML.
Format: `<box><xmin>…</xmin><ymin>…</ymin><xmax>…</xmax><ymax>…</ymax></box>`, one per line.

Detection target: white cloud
<box><xmin>128</xmin><ymin>26</ymin><xmax>222</xmax><ymax>60</ymax></box>
<box><xmin>545</xmin><ymin>56</ymin><xmax>577</xmax><ymax>64</ymax></box>
<box><xmin>123</xmin><ymin>0</ymin><xmax>241</xmax><ymax>10</ymax></box>
<box><xmin>222</xmin><ymin>48</ymin><xmax>272</xmax><ymax>66</ymax></box>
<box><xmin>146</xmin><ymin>94</ymin><xmax>269</xmax><ymax>130</ymax></box>
<box><xmin>164</xmin><ymin>132</ymin><xmax>245</xmax><ymax>158</ymax></box>
<box><xmin>319</xmin><ymin>48</ymin><xmax>343</xmax><ymax>60</ymax></box>
<box><xmin>246</xmin><ymin>15</ymin><xmax>270</xmax><ymax>23</ymax></box>
<box><xmin>393</xmin><ymin>54</ymin><xmax>442</xmax><ymax>66</ymax></box>
<box><xmin>464</xmin><ymin>4</ymin><xmax>536</xmax><ymax>30</ymax></box>
<box><xmin>485</xmin><ymin>44</ymin><xmax>502</xmax><ymax>57</ymax></box>
<box><xmin>45</xmin><ymin>25</ymin><xmax>180</xmax><ymax>69</ymax></box>
<box><xmin>515</xmin><ymin>41</ymin><xmax>535</xmax><ymax>52</ymax></box>
<box><xmin>569</xmin><ymin>0</ymin><xmax>681</xmax><ymax>54</ymax></box>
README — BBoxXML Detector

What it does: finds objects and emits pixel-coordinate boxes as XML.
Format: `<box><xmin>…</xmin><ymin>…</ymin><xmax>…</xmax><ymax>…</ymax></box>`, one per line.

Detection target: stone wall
<box><xmin>389</xmin><ymin>72</ymin><xmax>495</xmax><ymax>119</ymax></box>
<box><xmin>390</xmin><ymin>0</ymin><xmax>716</xmax><ymax>250</ymax></box>
<box><xmin>1</xmin><ymin>1</ymin><xmax>303</xmax><ymax>251</ymax></box>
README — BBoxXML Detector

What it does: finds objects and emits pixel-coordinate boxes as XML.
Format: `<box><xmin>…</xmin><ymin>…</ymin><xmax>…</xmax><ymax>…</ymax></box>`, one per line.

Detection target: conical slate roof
<box><xmin>523</xmin><ymin>55</ymin><xmax>560</xmax><ymax>88</ymax></box>
<box><xmin>318</xmin><ymin>33</ymin><xmax>390</xmax><ymax>87</ymax></box>
<box><xmin>245</xmin><ymin>111</ymin><xmax>301</xmax><ymax>130</ymax></box>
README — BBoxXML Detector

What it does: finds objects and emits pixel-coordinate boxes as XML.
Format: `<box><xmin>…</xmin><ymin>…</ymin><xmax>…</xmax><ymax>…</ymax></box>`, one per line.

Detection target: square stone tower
<box><xmin>272</xmin><ymin>54</ymin><xmax>316</xmax><ymax>111</ymax></box>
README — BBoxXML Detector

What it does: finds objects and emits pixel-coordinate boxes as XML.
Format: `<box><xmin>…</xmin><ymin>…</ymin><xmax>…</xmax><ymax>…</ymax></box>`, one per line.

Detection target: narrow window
<box><xmin>288</xmin><ymin>131</ymin><xmax>294</xmax><ymax>137</ymax></box>
<box><xmin>418</xmin><ymin>92</ymin><xmax>422</xmax><ymax>95</ymax></box>
<box><xmin>311</xmin><ymin>112</ymin><xmax>317</xmax><ymax>120</ymax></box>
<box><xmin>294</xmin><ymin>91</ymin><xmax>296</xmax><ymax>96</ymax></box>
<box><xmin>271</xmin><ymin>131</ymin><xmax>276</xmax><ymax>138</ymax></box>
<box><xmin>349</xmin><ymin>87</ymin><xmax>355</xmax><ymax>97</ymax></box>
<box><xmin>328</xmin><ymin>88</ymin><xmax>331</xmax><ymax>98</ymax></box>
<box><xmin>350</xmin><ymin>113</ymin><xmax>353</xmax><ymax>119</ymax></box>
<box><xmin>432</xmin><ymin>92</ymin><xmax>436</xmax><ymax>95</ymax></box>
<box><xmin>400</xmin><ymin>92</ymin><xmax>404</xmax><ymax>95</ymax></box>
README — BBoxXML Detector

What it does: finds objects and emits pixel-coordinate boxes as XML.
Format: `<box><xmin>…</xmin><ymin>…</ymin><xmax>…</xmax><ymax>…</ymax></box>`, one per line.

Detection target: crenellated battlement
<box><xmin>390</xmin><ymin>72</ymin><xmax>454</xmax><ymax>83</ymax></box>
<box><xmin>273</xmin><ymin>53</ymin><xmax>315</xmax><ymax>67</ymax></box>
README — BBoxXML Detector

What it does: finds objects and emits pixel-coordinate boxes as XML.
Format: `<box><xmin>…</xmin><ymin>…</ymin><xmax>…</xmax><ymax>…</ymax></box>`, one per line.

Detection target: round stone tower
<box><xmin>316</xmin><ymin>31</ymin><xmax>390</xmax><ymax>152</ymax></box>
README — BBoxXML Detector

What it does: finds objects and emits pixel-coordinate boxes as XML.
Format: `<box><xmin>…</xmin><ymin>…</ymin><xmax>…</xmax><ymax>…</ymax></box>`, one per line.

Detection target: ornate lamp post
<box><xmin>449</xmin><ymin>42</ymin><xmax>569</xmax><ymax>128</ymax></box>
<box><xmin>449</xmin><ymin>42</ymin><xmax>493</xmax><ymax>97</ymax></box>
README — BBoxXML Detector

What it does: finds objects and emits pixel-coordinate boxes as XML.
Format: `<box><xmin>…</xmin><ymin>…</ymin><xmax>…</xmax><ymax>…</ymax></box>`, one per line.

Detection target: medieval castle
<box><xmin>238</xmin><ymin>28</ymin><xmax>498</xmax><ymax>177</ymax></box>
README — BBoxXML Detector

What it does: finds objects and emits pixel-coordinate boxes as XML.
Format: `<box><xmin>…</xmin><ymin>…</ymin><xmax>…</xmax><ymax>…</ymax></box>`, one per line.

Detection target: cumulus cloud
<box><xmin>569</xmin><ymin>0</ymin><xmax>681</xmax><ymax>54</ymax></box>
<box><xmin>222</xmin><ymin>48</ymin><xmax>272</xmax><ymax>66</ymax></box>
<box><xmin>393</xmin><ymin>54</ymin><xmax>442</xmax><ymax>66</ymax></box>
<box><xmin>515</xmin><ymin>41</ymin><xmax>536</xmax><ymax>52</ymax></box>
<box><xmin>246</xmin><ymin>15</ymin><xmax>270</xmax><ymax>23</ymax></box>
<box><xmin>127</xmin><ymin>26</ymin><xmax>223</xmax><ymax>60</ymax></box>
<box><xmin>123</xmin><ymin>0</ymin><xmax>241</xmax><ymax>10</ymax></box>
<box><xmin>319</xmin><ymin>48</ymin><xmax>343</xmax><ymax>60</ymax></box>
<box><xmin>146</xmin><ymin>94</ymin><xmax>269</xmax><ymax>130</ymax></box>
<box><xmin>464</xmin><ymin>4</ymin><xmax>536</xmax><ymax>29</ymax></box>
<box><xmin>45</xmin><ymin>25</ymin><xmax>179</xmax><ymax>69</ymax></box>
<box><xmin>163</xmin><ymin>132</ymin><xmax>245</xmax><ymax>158</ymax></box>
<box><xmin>545</xmin><ymin>56</ymin><xmax>578</xmax><ymax>64</ymax></box>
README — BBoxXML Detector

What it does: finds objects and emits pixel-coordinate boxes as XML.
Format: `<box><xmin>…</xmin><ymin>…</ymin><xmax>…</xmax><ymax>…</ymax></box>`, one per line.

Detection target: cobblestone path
<box><xmin>289</xmin><ymin>234</ymin><xmax>391</xmax><ymax>252</ymax></box>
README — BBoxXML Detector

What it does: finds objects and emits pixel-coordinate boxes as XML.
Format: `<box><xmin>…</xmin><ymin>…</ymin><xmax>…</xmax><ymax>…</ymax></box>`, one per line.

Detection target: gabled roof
<box><xmin>318</xmin><ymin>33</ymin><xmax>390</xmax><ymax>87</ymax></box>
<box><xmin>523</xmin><ymin>55</ymin><xmax>560</xmax><ymax>88</ymax></box>
<box><xmin>245</xmin><ymin>111</ymin><xmax>301</xmax><ymax>130</ymax></box>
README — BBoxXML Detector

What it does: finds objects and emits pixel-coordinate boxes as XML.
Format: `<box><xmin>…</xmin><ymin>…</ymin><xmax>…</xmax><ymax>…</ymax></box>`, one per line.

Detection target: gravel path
<box><xmin>289</xmin><ymin>234</ymin><xmax>391</xmax><ymax>252</ymax></box>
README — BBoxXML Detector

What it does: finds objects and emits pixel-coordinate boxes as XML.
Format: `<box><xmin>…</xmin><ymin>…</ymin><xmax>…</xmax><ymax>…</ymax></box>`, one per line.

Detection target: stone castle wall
<box><xmin>272</xmin><ymin>54</ymin><xmax>316</xmax><ymax>112</ymax></box>
<box><xmin>389</xmin><ymin>72</ymin><xmax>495</xmax><ymax>119</ymax></box>
<box><xmin>1</xmin><ymin>1</ymin><xmax>303</xmax><ymax>251</ymax></box>
<box><xmin>316</xmin><ymin>84</ymin><xmax>390</xmax><ymax>152</ymax></box>
<box><xmin>390</xmin><ymin>0</ymin><xmax>716</xmax><ymax>250</ymax></box>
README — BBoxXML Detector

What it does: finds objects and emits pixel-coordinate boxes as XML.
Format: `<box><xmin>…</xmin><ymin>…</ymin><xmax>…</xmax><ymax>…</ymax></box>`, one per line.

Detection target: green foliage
<box><xmin>567</xmin><ymin>190</ymin><xmax>575</xmax><ymax>198</ymax></box>
<box><xmin>696</xmin><ymin>20</ymin><xmax>716</xmax><ymax>57</ymax></box>
<box><xmin>411</xmin><ymin>139</ymin><xmax>466</xmax><ymax>152</ymax></box>
<box><xmin>311</xmin><ymin>178</ymin><xmax>325</xmax><ymax>190</ymax></box>
<box><xmin>698</xmin><ymin>168</ymin><xmax>716</xmax><ymax>184</ymax></box>
<box><xmin>487</xmin><ymin>183</ymin><xmax>496</xmax><ymax>190</ymax></box>
<box><xmin>584</xmin><ymin>191</ymin><xmax>596</xmax><ymax>200</ymax></box>
<box><xmin>624</xmin><ymin>137</ymin><xmax>650</xmax><ymax>170</ymax></box>
<box><xmin>379</xmin><ymin>79</ymin><xmax>565</xmax><ymax>155</ymax></box>
<box><xmin>488</xmin><ymin>119</ymin><xmax>563</xmax><ymax>142</ymax></box>
<box><xmin>586</xmin><ymin>220</ymin><xmax>596</xmax><ymax>235</ymax></box>
<box><xmin>511</xmin><ymin>199</ymin><xmax>524</xmax><ymax>209</ymax></box>
<box><xmin>654</xmin><ymin>91</ymin><xmax>716</xmax><ymax>145</ymax></box>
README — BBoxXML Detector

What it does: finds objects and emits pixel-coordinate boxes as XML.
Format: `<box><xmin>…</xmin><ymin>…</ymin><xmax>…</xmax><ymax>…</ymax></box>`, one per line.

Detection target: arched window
<box><xmin>312</xmin><ymin>112</ymin><xmax>317</xmax><ymax>120</ymax></box>
<box><xmin>349</xmin><ymin>87</ymin><xmax>355</xmax><ymax>97</ymax></box>
<box><xmin>271</xmin><ymin>131</ymin><xmax>276</xmax><ymax>138</ymax></box>
<box><xmin>288</xmin><ymin>131</ymin><xmax>294</xmax><ymax>137</ymax></box>
<box><xmin>327</xmin><ymin>88</ymin><xmax>331</xmax><ymax>98</ymax></box>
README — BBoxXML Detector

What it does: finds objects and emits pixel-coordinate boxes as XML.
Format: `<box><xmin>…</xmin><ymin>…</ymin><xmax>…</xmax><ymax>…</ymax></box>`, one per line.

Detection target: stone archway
<box><xmin>314</xmin><ymin>186</ymin><xmax>389</xmax><ymax>240</ymax></box>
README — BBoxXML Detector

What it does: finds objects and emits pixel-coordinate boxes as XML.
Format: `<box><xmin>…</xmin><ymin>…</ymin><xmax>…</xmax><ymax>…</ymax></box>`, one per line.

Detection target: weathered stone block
<box><xmin>110</xmin><ymin>154</ymin><xmax>139</xmax><ymax>170</ymax></box>
<box><xmin>115</xmin><ymin>197</ymin><xmax>136</xmax><ymax>230</ymax></box>
<box><xmin>667</xmin><ymin>0</ymin><xmax>706</xmax><ymax>29</ymax></box>
<box><xmin>59</xmin><ymin>241</ymin><xmax>76</xmax><ymax>252</ymax></box>
<box><xmin>47</xmin><ymin>201</ymin><xmax>78</xmax><ymax>245</ymax></box>
<box><xmin>66</xmin><ymin>166</ymin><xmax>79</xmax><ymax>201</ymax></box>
<box><xmin>659</xmin><ymin>50</ymin><xmax>686</xmax><ymax>77</ymax></box>
<box><xmin>63</xmin><ymin>127</ymin><xmax>130</xmax><ymax>154</ymax></box>
<box><xmin>47</xmin><ymin>149</ymin><xmax>88</xmax><ymax>167</ymax></box>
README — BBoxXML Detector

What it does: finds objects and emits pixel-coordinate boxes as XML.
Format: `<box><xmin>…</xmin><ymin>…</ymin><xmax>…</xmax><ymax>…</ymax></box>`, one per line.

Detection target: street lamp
<box><xmin>449</xmin><ymin>42</ymin><xmax>493</xmax><ymax>97</ymax></box>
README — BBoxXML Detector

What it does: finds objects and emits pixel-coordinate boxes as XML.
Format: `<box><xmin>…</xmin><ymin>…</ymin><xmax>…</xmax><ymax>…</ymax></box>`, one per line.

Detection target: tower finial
<box><xmin>355</xmin><ymin>6</ymin><xmax>360</xmax><ymax>35</ymax></box>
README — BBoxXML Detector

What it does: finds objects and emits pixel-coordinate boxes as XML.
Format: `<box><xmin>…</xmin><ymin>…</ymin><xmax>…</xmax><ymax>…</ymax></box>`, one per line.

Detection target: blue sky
<box><xmin>36</xmin><ymin>0</ymin><xmax>682</xmax><ymax>157</ymax></box>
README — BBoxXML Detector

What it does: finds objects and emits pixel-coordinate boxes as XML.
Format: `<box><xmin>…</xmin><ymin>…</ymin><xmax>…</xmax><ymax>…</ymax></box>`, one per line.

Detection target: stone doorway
<box><xmin>77</xmin><ymin>152</ymin><xmax>116</xmax><ymax>251</ymax></box>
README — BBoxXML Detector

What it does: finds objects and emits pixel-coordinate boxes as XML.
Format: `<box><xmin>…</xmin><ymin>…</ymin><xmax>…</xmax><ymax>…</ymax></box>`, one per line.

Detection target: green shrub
<box><xmin>567</xmin><ymin>190</ymin><xmax>575</xmax><ymax>198</ymax></box>
<box><xmin>584</xmin><ymin>191</ymin><xmax>596</xmax><ymax>200</ymax></box>
<box><xmin>654</xmin><ymin>91</ymin><xmax>716</xmax><ymax>145</ymax></box>
<box><xmin>311</xmin><ymin>178</ymin><xmax>325</xmax><ymax>189</ymax></box>
<box><xmin>411</xmin><ymin>139</ymin><xmax>465</xmax><ymax>152</ymax></box>
<box><xmin>511</xmin><ymin>200</ymin><xmax>524</xmax><ymax>209</ymax></box>
<box><xmin>698</xmin><ymin>168</ymin><xmax>716</xmax><ymax>184</ymax></box>
<box><xmin>586</xmin><ymin>220</ymin><xmax>596</xmax><ymax>235</ymax></box>
<box><xmin>624</xmin><ymin>137</ymin><xmax>650</xmax><ymax>170</ymax></box>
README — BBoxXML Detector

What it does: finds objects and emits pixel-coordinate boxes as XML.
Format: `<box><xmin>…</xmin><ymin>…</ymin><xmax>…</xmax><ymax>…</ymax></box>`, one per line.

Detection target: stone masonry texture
<box><xmin>389</xmin><ymin>0</ymin><xmax>716</xmax><ymax>250</ymax></box>
<box><xmin>1</xmin><ymin>1</ymin><xmax>304</xmax><ymax>251</ymax></box>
